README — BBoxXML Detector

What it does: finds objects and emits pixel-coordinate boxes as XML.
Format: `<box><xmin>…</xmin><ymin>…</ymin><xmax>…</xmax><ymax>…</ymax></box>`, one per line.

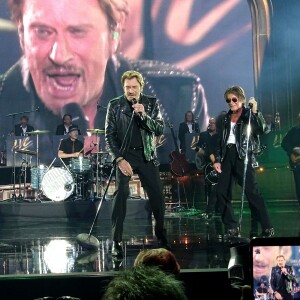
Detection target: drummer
<box><xmin>58</xmin><ymin>125</ymin><xmax>84</xmax><ymax>166</ymax></box>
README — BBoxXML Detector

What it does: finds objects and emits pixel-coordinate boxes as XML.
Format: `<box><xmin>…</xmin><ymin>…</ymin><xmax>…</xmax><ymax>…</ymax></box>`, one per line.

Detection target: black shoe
<box><xmin>225</xmin><ymin>227</ymin><xmax>240</xmax><ymax>238</ymax></box>
<box><xmin>260</xmin><ymin>227</ymin><xmax>275</xmax><ymax>238</ymax></box>
<box><xmin>249</xmin><ymin>231</ymin><xmax>259</xmax><ymax>239</ymax></box>
<box><xmin>111</xmin><ymin>241</ymin><xmax>123</xmax><ymax>257</ymax></box>
<box><xmin>157</xmin><ymin>239</ymin><xmax>172</xmax><ymax>251</ymax></box>
<box><xmin>156</xmin><ymin>233</ymin><xmax>172</xmax><ymax>251</ymax></box>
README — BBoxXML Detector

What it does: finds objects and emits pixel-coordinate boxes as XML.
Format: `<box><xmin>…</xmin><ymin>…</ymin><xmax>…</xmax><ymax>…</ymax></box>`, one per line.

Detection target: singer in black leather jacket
<box><xmin>213</xmin><ymin>86</ymin><xmax>274</xmax><ymax>239</ymax></box>
<box><xmin>270</xmin><ymin>254</ymin><xmax>297</xmax><ymax>300</ymax></box>
<box><xmin>105</xmin><ymin>70</ymin><xmax>169</xmax><ymax>258</ymax></box>
<box><xmin>105</xmin><ymin>94</ymin><xmax>163</xmax><ymax>162</ymax></box>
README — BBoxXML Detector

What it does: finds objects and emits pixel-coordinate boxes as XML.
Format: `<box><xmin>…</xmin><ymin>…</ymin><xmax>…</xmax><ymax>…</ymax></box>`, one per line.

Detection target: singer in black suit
<box><xmin>105</xmin><ymin>70</ymin><xmax>169</xmax><ymax>258</ymax></box>
<box><xmin>270</xmin><ymin>254</ymin><xmax>297</xmax><ymax>300</ymax></box>
<box><xmin>178</xmin><ymin>111</ymin><xmax>200</xmax><ymax>154</ymax></box>
<box><xmin>212</xmin><ymin>86</ymin><xmax>274</xmax><ymax>238</ymax></box>
<box><xmin>13</xmin><ymin>115</ymin><xmax>34</xmax><ymax>136</ymax></box>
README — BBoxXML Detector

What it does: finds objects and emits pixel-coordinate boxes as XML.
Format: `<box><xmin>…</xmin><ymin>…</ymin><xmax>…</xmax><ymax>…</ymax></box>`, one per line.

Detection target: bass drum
<box><xmin>41</xmin><ymin>167</ymin><xmax>75</xmax><ymax>201</ymax></box>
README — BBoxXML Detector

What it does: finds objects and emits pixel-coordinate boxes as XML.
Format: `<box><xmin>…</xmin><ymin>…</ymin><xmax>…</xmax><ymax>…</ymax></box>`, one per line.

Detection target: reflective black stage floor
<box><xmin>0</xmin><ymin>196</ymin><xmax>299</xmax><ymax>300</ymax></box>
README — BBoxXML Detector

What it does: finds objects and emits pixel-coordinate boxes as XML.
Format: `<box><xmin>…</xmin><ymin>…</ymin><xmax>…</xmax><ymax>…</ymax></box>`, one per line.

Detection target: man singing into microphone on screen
<box><xmin>105</xmin><ymin>70</ymin><xmax>170</xmax><ymax>258</ymax></box>
<box><xmin>271</xmin><ymin>254</ymin><xmax>297</xmax><ymax>300</ymax></box>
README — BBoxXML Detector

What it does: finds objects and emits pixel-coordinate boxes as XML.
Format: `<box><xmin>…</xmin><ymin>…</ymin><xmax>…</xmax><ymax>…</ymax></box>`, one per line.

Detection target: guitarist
<box><xmin>281</xmin><ymin>112</ymin><xmax>300</xmax><ymax>207</ymax></box>
<box><xmin>195</xmin><ymin>117</ymin><xmax>220</xmax><ymax>220</ymax></box>
<box><xmin>178</xmin><ymin>111</ymin><xmax>200</xmax><ymax>154</ymax></box>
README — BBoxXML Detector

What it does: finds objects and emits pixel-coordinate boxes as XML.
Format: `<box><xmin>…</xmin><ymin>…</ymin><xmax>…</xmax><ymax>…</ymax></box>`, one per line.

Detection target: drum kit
<box><xmin>11</xmin><ymin>129</ymin><xmax>49</xmax><ymax>201</ymax></box>
<box><xmin>12</xmin><ymin>128</ymin><xmax>112</xmax><ymax>202</ymax></box>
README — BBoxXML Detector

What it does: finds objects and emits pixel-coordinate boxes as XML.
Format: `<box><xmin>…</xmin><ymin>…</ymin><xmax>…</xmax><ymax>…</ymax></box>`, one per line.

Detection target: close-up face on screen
<box><xmin>0</xmin><ymin>0</ymin><xmax>254</xmax><ymax>166</ymax></box>
<box><xmin>251</xmin><ymin>240</ymin><xmax>300</xmax><ymax>300</ymax></box>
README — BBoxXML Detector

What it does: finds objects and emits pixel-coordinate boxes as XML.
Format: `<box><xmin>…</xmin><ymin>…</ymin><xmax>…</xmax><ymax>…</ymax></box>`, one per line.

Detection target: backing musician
<box><xmin>281</xmin><ymin>112</ymin><xmax>300</xmax><ymax>208</ymax></box>
<box><xmin>58</xmin><ymin>125</ymin><xmax>93</xmax><ymax>200</ymax></box>
<box><xmin>178</xmin><ymin>110</ymin><xmax>200</xmax><ymax>154</ymax></box>
<box><xmin>56</xmin><ymin>114</ymin><xmax>73</xmax><ymax>135</ymax></box>
<box><xmin>195</xmin><ymin>117</ymin><xmax>219</xmax><ymax>220</ymax></box>
<box><xmin>13</xmin><ymin>115</ymin><xmax>35</xmax><ymax>136</ymax></box>
<box><xmin>58</xmin><ymin>125</ymin><xmax>84</xmax><ymax>166</ymax></box>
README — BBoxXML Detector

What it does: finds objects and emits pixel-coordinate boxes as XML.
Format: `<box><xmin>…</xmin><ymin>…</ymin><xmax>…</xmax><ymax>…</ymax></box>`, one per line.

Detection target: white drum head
<box><xmin>41</xmin><ymin>167</ymin><xmax>74</xmax><ymax>201</ymax></box>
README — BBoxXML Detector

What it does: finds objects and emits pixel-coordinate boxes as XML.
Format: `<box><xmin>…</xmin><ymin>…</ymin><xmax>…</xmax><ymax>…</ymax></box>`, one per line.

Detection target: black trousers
<box><xmin>111</xmin><ymin>149</ymin><xmax>165</xmax><ymax>242</ymax></box>
<box><xmin>216</xmin><ymin>146</ymin><xmax>272</xmax><ymax>231</ymax></box>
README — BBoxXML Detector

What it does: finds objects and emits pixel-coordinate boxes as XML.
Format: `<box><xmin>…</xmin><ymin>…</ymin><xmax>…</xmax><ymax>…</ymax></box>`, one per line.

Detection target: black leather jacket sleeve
<box><xmin>105</xmin><ymin>94</ymin><xmax>164</xmax><ymax>162</ymax></box>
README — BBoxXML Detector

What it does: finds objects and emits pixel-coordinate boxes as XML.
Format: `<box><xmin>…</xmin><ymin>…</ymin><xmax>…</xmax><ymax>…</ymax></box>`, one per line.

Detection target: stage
<box><xmin>0</xmin><ymin>163</ymin><xmax>299</xmax><ymax>299</ymax></box>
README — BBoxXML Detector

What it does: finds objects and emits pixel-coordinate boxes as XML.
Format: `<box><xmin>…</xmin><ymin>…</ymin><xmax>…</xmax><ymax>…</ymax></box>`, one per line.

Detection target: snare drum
<box><xmin>41</xmin><ymin>167</ymin><xmax>74</xmax><ymax>201</ymax></box>
<box><xmin>71</xmin><ymin>157</ymin><xmax>90</xmax><ymax>173</ymax></box>
<box><xmin>31</xmin><ymin>165</ymin><xmax>48</xmax><ymax>190</ymax></box>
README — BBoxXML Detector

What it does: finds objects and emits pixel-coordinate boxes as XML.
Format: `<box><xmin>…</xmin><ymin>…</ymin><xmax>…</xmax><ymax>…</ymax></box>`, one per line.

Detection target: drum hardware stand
<box><xmin>95</xmin><ymin>152</ymin><xmax>110</xmax><ymax>200</ymax></box>
<box><xmin>17</xmin><ymin>156</ymin><xmax>30</xmax><ymax>200</ymax></box>
<box><xmin>172</xmin><ymin>176</ymin><xmax>189</xmax><ymax>212</ymax></box>
<box><xmin>11</xmin><ymin>148</ymin><xmax>18</xmax><ymax>201</ymax></box>
<box><xmin>85</xmin><ymin>129</ymin><xmax>105</xmax><ymax>201</ymax></box>
<box><xmin>5</xmin><ymin>108</ymin><xmax>39</xmax><ymax>201</ymax></box>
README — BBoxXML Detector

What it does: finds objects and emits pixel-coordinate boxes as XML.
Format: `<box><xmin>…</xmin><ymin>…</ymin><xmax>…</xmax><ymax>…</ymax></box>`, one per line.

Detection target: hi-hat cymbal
<box><xmin>27</xmin><ymin>130</ymin><xmax>50</xmax><ymax>135</ymax></box>
<box><xmin>86</xmin><ymin>129</ymin><xmax>105</xmax><ymax>134</ymax></box>
<box><xmin>15</xmin><ymin>149</ymin><xmax>37</xmax><ymax>156</ymax></box>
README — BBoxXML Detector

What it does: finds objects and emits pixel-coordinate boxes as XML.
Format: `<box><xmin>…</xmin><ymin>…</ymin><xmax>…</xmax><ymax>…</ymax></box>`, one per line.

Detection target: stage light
<box><xmin>43</xmin><ymin>239</ymin><xmax>75</xmax><ymax>273</ymax></box>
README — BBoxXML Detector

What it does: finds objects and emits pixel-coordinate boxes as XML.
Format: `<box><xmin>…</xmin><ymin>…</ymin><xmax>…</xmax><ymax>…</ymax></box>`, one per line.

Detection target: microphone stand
<box><xmin>238</xmin><ymin>104</ymin><xmax>253</xmax><ymax>235</ymax></box>
<box><xmin>76</xmin><ymin>110</ymin><xmax>136</xmax><ymax>250</ymax></box>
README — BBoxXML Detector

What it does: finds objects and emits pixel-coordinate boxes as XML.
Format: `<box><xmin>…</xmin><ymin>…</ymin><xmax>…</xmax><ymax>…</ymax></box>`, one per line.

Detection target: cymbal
<box><xmin>27</xmin><ymin>130</ymin><xmax>50</xmax><ymax>135</ymax></box>
<box><xmin>0</xmin><ymin>19</ymin><xmax>17</xmax><ymax>32</ymax></box>
<box><xmin>86</xmin><ymin>129</ymin><xmax>105</xmax><ymax>134</ymax></box>
<box><xmin>15</xmin><ymin>149</ymin><xmax>37</xmax><ymax>156</ymax></box>
<box><xmin>93</xmin><ymin>151</ymin><xmax>109</xmax><ymax>155</ymax></box>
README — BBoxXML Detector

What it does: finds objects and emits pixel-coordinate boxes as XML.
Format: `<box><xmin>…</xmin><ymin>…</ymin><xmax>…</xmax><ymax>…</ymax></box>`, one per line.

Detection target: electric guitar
<box><xmin>195</xmin><ymin>152</ymin><xmax>206</xmax><ymax>172</ymax></box>
<box><xmin>167</xmin><ymin>122</ymin><xmax>191</xmax><ymax>177</ymax></box>
<box><xmin>204</xmin><ymin>163</ymin><xmax>219</xmax><ymax>185</ymax></box>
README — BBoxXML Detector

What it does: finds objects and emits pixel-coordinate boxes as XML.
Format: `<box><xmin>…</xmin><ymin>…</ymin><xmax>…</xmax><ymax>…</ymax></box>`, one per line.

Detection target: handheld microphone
<box><xmin>248</xmin><ymin>97</ymin><xmax>255</xmax><ymax>109</ymax></box>
<box><xmin>132</xmin><ymin>98</ymin><xmax>144</xmax><ymax>121</ymax></box>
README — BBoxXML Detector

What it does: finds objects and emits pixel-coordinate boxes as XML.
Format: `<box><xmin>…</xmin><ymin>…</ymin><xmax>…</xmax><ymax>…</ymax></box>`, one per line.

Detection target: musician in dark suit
<box><xmin>55</xmin><ymin>114</ymin><xmax>73</xmax><ymax>135</ymax></box>
<box><xmin>13</xmin><ymin>115</ymin><xmax>34</xmax><ymax>136</ymax></box>
<box><xmin>178</xmin><ymin>111</ymin><xmax>200</xmax><ymax>154</ymax></box>
<box><xmin>195</xmin><ymin>117</ymin><xmax>219</xmax><ymax>220</ymax></box>
<box><xmin>270</xmin><ymin>254</ymin><xmax>297</xmax><ymax>300</ymax></box>
<box><xmin>281</xmin><ymin>112</ymin><xmax>300</xmax><ymax>207</ymax></box>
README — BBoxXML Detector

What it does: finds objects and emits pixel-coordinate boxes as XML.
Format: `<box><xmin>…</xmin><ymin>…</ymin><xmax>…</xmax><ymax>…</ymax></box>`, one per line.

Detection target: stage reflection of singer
<box><xmin>105</xmin><ymin>70</ymin><xmax>170</xmax><ymax>258</ymax></box>
<box><xmin>58</xmin><ymin>125</ymin><xmax>83</xmax><ymax>166</ymax></box>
